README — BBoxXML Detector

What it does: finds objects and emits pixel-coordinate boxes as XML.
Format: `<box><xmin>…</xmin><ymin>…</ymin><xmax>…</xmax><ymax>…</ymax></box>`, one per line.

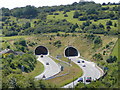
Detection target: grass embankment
<box><xmin>111</xmin><ymin>39</ymin><xmax>119</xmax><ymax>58</ymax></box>
<box><xmin>46</xmin><ymin>61</ymin><xmax>83</xmax><ymax>87</ymax></box>
<box><xmin>23</xmin><ymin>60</ymin><xmax>44</xmax><ymax>78</ymax></box>
<box><xmin>49</xmin><ymin>55</ymin><xmax>83</xmax><ymax>87</ymax></box>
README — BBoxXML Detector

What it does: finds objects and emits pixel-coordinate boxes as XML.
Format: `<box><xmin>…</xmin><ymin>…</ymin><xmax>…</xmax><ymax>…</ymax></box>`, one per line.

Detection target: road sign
<box><xmin>61</xmin><ymin>66</ymin><xmax>64</xmax><ymax>71</ymax></box>
<box><xmin>56</xmin><ymin>55</ymin><xmax>62</xmax><ymax>59</ymax></box>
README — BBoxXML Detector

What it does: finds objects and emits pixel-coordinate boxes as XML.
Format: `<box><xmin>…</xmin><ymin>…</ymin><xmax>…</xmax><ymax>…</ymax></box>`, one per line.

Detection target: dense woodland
<box><xmin>1</xmin><ymin>1</ymin><xmax>119</xmax><ymax>89</ymax></box>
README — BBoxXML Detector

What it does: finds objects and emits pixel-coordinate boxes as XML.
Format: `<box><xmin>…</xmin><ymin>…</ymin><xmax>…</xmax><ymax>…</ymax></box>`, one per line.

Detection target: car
<box><xmin>82</xmin><ymin>64</ymin><xmax>86</xmax><ymax>67</ymax></box>
<box><xmin>82</xmin><ymin>61</ymin><xmax>85</xmax><ymax>63</ymax></box>
<box><xmin>86</xmin><ymin>77</ymin><xmax>92</xmax><ymax>82</ymax></box>
<box><xmin>42</xmin><ymin>75</ymin><xmax>46</xmax><ymax>78</ymax></box>
<box><xmin>78</xmin><ymin>78</ymin><xmax>83</xmax><ymax>82</ymax></box>
<box><xmin>46</xmin><ymin>62</ymin><xmax>49</xmax><ymax>65</ymax></box>
<box><xmin>77</xmin><ymin>60</ymin><xmax>80</xmax><ymax>63</ymax></box>
<box><xmin>41</xmin><ymin>55</ymin><xmax>43</xmax><ymax>58</ymax></box>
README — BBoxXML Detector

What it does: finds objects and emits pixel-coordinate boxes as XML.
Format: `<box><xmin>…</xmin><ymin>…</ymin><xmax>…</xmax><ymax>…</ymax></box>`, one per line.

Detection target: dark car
<box><xmin>78</xmin><ymin>78</ymin><xmax>83</xmax><ymax>82</ymax></box>
<box><xmin>86</xmin><ymin>77</ymin><xmax>92</xmax><ymax>82</ymax></box>
<box><xmin>41</xmin><ymin>55</ymin><xmax>43</xmax><ymax>58</ymax></box>
<box><xmin>82</xmin><ymin>64</ymin><xmax>86</xmax><ymax>67</ymax></box>
<box><xmin>46</xmin><ymin>62</ymin><xmax>49</xmax><ymax>65</ymax></box>
<box><xmin>82</xmin><ymin>61</ymin><xmax>85</xmax><ymax>63</ymax></box>
<box><xmin>77</xmin><ymin>60</ymin><xmax>80</xmax><ymax>63</ymax></box>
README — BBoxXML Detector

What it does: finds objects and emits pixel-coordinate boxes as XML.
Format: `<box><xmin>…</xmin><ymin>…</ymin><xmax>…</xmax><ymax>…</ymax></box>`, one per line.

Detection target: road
<box><xmin>63</xmin><ymin>57</ymin><xmax>103</xmax><ymax>88</ymax></box>
<box><xmin>35</xmin><ymin>55</ymin><xmax>61</xmax><ymax>80</ymax></box>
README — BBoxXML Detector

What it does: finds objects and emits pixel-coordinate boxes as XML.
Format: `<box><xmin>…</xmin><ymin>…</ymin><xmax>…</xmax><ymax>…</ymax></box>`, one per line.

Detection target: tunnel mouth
<box><xmin>35</xmin><ymin>46</ymin><xmax>49</xmax><ymax>55</ymax></box>
<box><xmin>64</xmin><ymin>46</ymin><xmax>79</xmax><ymax>57</ymax></box>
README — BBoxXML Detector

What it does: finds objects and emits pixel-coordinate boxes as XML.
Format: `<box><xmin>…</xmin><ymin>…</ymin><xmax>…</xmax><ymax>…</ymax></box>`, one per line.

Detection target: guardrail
<box><xmin>49</xmin><ymin>55</ymin><xmax>72</xmax><ymax>66</ymax></box>
<box><xmin>45</xmin><ymin>71</ymin><xmax>70</xmax><ymax>80</ymax></box>
<box><xmin>95</xmin><ymin>63</ymin><xmax>108</xmax><ymax>81</ymax></box>
<box><xmin>42</xmin><ymin>55</ymin><xmax>71</xmax><ymax>80</ymax></box>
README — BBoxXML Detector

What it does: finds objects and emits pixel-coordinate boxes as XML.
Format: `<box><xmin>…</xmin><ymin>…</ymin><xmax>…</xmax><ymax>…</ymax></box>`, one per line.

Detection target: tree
<box><xmin>93</xmin><ymin>36</ymin><xmax>102</xmax><ymax>45</ymax></box>
<box><xmin>64</xmin><ymin>14</ymin><xmax>68</xmax><ymax>17</ymax></box>
<box><xmin>106</xmin><ymin>56</ymin><xmax>117</xmax><ymax>63</ymax></box>
<box><xmin>86</xmin><ymin>9</ymin><xmax>98</xmax><ymax>15</ymax></box>
<box><xmin>1</xmin><ymin>7</ymin><xmax>10</xmax><ymax>16</ymax></box>
<box><xmin>93</xmin><ymin>53</ymin><xmax>103</xmax><ymax>60</ymax></box>
<box><xmin>53</xmin><ymin>40</ymin><xmax>62</xmax><ymax>48</ymax></box>
<box><xmin>12</xmin><ymin>8</ymin><xmax>23</xmax><ymax>18</ymax></box>
<box><xmin>106</xmin><ymin>26</ymin><xmax>111</xmax><ymax>31</ymax></box>
<box><xmin>106</xmin><ymin>21</ymin><xmax>113</xmax><ymax>26</ymax></box>
<box><xmin>91</xmin><ymin>24</ymin><xmax>97</xmax><ymax>29</ymax></box>
<box><xmin>71</xmin><ymin>24</ymin><xmax>78</xmax><ymax>32</ymax></box>
<box><xmin>54</xmin><ymin>13</ymin><xmax>59</xmax><ymax>15</ymax></box>
<box><xmin>83</xmin><ymin>20</ymin><xmax>92</xmax><ymax>26</ymax></box>
<box><xmin>14</xmin><ymin>39</ymin><xmax>27</xmax><ymax>47</ymax></box>
<box><xmin>23</xmin><ymin>22</ymin><xmax>31</xmax><ymax>29</ymax></box>
<box><xmin>102</xmin><ymin>3</ymin><xmax>106</xmax><ymax>5</ymax></box>
<box><xmin>73</xmin><ymin>11</ymin><xmax>79</xmax><ymax>18</ymax></box>
<box><xmin>79</xmin><ymin>16</ymin><xmax>88</xmax><ymax>21</ymax></box>
<box><xmin>114</xmin><ymin>23</ymin><xmax>117</xmax><ymax>27</ymax></box>
<box><xmin>23</xmin><ymin>5</ymin><xmax>38</xmax><ymax>18</ymax></box>
<box><xmin>12</xmin><ymin>5</ymin><xmax>38</xmax><ymax>18</ymax></box>
<box><xmin>99</xmin><ymin>23</ymin><xmax>104</xmax><ymax>29</ymax></box>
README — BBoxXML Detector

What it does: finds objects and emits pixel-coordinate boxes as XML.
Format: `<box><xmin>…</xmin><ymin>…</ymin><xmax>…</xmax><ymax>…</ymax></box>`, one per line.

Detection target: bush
<box><xmin>106</xmin><ymin>56</ymin><xmax>117</xmax><ymax>63</ymax></box>
<box><xmin>14</xmin><ymin>39</ymin><xmax>27</xmax><ymax>47</ymax></box>
<box><xmin>93</xmin><ymin>53</ymin><xmax>103</xmax><ymax>61</ymax></box>
<box><xmin>53</xmin><ymin>40</ymin><xmax>62</xmax><ymax>48</ymax></box>
<box><xmin>93</xmin><ymin>36</ymin><xmax>102</xmax><ymax>45</ymax></box>
<box><xmin>64</xmin><ymin>14</ymin><xmax>68</xmax><ymax>17</ymax></box>
<box><xmin>54</xmin><ymin>13</ymin><xmax>59</xmax><ymax>15</ymax></box>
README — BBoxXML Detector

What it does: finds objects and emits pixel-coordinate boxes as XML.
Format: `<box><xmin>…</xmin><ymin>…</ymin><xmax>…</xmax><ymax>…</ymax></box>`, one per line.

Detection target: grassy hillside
<box><xmin>47</xmin><ymin>11</ymin><xmax>118</xmax><ymax>31</ymax></box>
<box><xmin>2</xmin><ymin>34</ymin><xmax>118</xmax><ymax>61</ymax></box>
<box><xmin>1</xmin><ymin>2</ymin><xmax>119</xmax><ymax>88</ymax></box>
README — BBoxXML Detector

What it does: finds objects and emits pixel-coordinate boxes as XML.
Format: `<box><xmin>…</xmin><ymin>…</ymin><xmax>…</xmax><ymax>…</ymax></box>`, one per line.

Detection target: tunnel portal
<box><xmin>35</xmin><ymin>46</ymin><xmax>48</xmax><ymax>55</ymax></box>
<box><xmin>64</xmin><ymin>46</ymin><xmax>79</xmax><ymax>57</ymax></box>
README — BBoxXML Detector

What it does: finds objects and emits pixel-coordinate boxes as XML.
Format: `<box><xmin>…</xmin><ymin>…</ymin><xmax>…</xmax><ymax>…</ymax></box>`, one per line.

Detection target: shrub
<box><xmin>106</xmin><ymin>56</ymin><xmax>117</xmax><ymax>63</ymax></box>
<box><xmin>53</xmin><ymin>40</ymin><xmax>62</xmax><ymax>48</ymax></box>
<box><xmin>54</xmin><ymin>13</ymin><xmax>59</xmax><ymax>15</ymax></box>
<box><xmin>64</xmin><ymin>14</ymin><xmax>68</xmax><ymax>17</ymax></box>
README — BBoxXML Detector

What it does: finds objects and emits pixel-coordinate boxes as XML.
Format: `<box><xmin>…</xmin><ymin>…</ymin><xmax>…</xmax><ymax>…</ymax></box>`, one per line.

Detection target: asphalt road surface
<box><xmin>35</xmin><ymin>55</ymin><xmax>61</xmax><ymax>80</ymax></box>
<box><xmin>63</xmin><ymin>57</ymin><xmax>103</xmax><ymax>88</ymax></box>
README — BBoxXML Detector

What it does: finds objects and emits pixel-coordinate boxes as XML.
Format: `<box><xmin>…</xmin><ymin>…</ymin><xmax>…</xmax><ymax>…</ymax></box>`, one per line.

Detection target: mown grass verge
<box><xmin>46</xmin><ymin>60</ymin><xmax>83</xmax><ymax>87</ymax></box>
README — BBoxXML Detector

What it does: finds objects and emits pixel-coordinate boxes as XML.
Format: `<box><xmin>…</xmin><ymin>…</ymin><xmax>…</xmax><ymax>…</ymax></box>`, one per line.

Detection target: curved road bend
<box><xmin>63</xmin><ymin>57</ymin><xmax>103</xmax><ymax>88</ymax></box>
<box><xmin>35</xmin><ymin>55</ymin><xmax>61</xmax><ymax>80</ymax></box>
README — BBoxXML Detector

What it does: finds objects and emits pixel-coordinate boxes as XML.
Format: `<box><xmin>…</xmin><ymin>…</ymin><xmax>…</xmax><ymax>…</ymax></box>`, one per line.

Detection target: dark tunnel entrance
<box><xmin>35</xmin><ymin>46</ymin><xmax>48</xmax><ymax>55</ymax></box>
<box><xmin>64</xmin><ymin>46</ymin><xmax>79</xmax><ymax>57</ymax></box>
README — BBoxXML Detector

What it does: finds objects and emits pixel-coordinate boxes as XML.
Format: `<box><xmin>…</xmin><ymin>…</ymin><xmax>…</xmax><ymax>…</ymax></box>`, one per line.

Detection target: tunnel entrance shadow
<box><xmin>35</xmin><ymin>46</ymin><xmax>48</xmax><ymax>55</ymax></box>
<box><xmin>64</xmin><ymin>46</ymin><xmax>79</xmax><ymax>57</ymax></box>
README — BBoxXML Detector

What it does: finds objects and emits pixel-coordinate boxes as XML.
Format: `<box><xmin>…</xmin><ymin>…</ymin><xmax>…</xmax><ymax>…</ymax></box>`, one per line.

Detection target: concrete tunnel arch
<box><xmin>35</xmin><ymin>46</ymin><xmax>49</xmax><ymax>55</ymax></box>
<box><xmin>64</xmin><ymin>46</ymin><xmax>80</xmax><ymax>57</ymax></box>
